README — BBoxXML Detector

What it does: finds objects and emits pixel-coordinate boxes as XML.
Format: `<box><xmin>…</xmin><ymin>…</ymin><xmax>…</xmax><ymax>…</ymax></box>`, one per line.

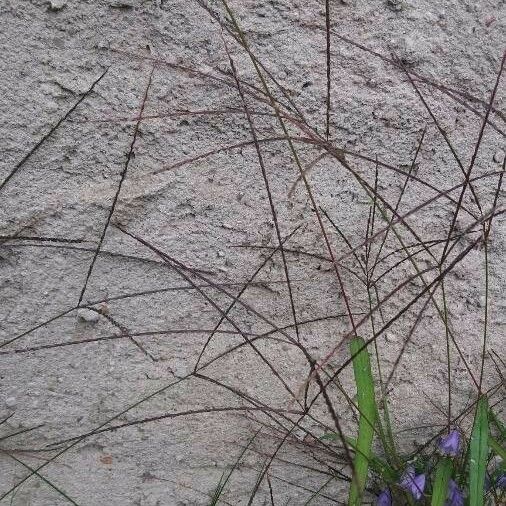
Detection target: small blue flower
<box><xmin>400</xmin><ymin>467</ymin><xmax>426</xmax><ymax>500</ymax></box>
<box><xmin>376</xmin><ymin>488</ymin><xmax>392</xmax><ymax>506</ymax></box>
<box><xmin>438</xmin><ymin>430</ymin><xmax>461</xmax><ymax>457</ymax></box>
<box><xmin>446</xmin><ymin>480</ymin><xmax>464</xmax><ymax>506</ymax></box>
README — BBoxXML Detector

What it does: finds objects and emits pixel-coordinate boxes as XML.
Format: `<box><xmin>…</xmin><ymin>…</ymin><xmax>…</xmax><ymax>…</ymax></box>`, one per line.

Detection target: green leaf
<box><xmin>431</xmin><ymin>458</ymin><xmax>453</xmax><ymax>506</ymax></box>
<box><xmin>348</xmin><ymin>337</ymin><xmax>378</xmax><ymax>506</ymax></box>
<box><xmin>469</xmin><ymin>396</ymin><xmax>489</xmax><ymax>506</ymax></box>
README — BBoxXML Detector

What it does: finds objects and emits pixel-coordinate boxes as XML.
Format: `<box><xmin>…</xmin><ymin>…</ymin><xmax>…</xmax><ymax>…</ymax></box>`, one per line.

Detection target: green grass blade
<box><xmin>431</xmin><ymin>457</ymin><xmax>453</xmax><ymax>506</ymax></box>
<box><xmin>348</xmin><ymin>437</ymin><xmax>396</xmax><ymax>482</ymax></box>
<box><xmin>489</xmin><ymin>436</ymin><xmax>506</xmax><ymax>460</ymax></box>
<box><xmin>325</xmin><ymin>435</ymin><xmax>396</xmax><ymax>481</ymax></box>
<box><xmin>303</xmin><ymin>475</ymin><xmax>335</xmax><ymax>505</ymax></box>
<box><xmin>209</xmin><ymin>472</ymin><xmax>227</xmax><ymax>506</ymax></box>
<box><xmin>469</xmin><ymin>396</ymin><xmax>489</xmax><ymax>506</ymax></box>
<box><xmin>380</xmin><ymin>394</ymin><xmax>399</xmax><ymax>465</ymax></box>
<box><xmin>489</xmin><ymin>408</ymin><xmax>506</xmax><ymax>441</ymax></box>
<box><xmin>209</xmin><ymin>430</ymin><xmax>259</xmax><ymax>505</ymax></box>
<box><xmin>348</xmin><ymin>337</ymin><xmax>378</xmax><ymax>506</ymax></box>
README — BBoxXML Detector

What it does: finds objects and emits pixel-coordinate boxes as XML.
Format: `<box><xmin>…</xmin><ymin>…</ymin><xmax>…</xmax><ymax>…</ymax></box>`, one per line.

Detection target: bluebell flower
<box><xmin>446</xmin><ymin>479</ymin><xmax>464</xmax><ymax>506</ymax></box>
<box><xmin>376</xmin><ymin>488</ymin><xmax>392</xmax><ymax>506</ymax></box>
<box><xmin>438</xmin><ymin>430</ymin><xmax>461</xmax><ymax>456</ymax></box>
<box><xmin>400</xmin><ymin>466</ymin><xmax>426</xmax><ymax>500</ymax></box>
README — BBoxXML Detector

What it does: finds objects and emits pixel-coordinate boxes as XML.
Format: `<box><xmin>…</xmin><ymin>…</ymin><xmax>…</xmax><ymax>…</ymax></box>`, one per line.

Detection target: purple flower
<box><xmin>438</xmin><ymin>430</ymin><xmax>461</xmax><ymax>457</ymax></box>
<box><xmin>376</xmin><ymin>488</ymin><xmax>392</xmax><ymax>506</ymax></box>
<box><xmin>446</xmin><ymin>480</ymin><xmax>464</xmax><ymax>506</ymax></box>
<box><xmin>497</xmin><ymin>473</ymin><xmax>506</xmax><ymax>490</ymax></box>
<box><xmin>400</xmin><ymin>467</ymin><xmax>426</xmax><ymax>500</ymax></box>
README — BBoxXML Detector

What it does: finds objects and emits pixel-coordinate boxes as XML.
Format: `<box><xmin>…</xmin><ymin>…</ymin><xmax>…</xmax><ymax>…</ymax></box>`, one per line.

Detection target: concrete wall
<box><xmin>0</xmin><ymin>0</ymin><xmax>504</xmax><ymax>504</ymax></box>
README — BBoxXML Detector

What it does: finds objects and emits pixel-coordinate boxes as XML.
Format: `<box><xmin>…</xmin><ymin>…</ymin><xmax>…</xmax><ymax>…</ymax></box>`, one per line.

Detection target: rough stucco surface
<box><xmin>0</xmin><ymin>0</ymin><xmax>505</xmax><ymax>504</ymax></box>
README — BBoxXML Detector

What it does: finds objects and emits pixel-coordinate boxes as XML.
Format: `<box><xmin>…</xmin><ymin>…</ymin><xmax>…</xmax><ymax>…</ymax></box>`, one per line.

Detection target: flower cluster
<box><xmin>399</xmin><ymin>467</ymin><xmax>425</xmax><ymax>500</ymax></box>
<box><xmin>376</xmin><ymin>488</ymin><xmax>392</xmax><ymax>506</ymax></box>
<box><xmin>376</xmin><ymin>430</ymin><xmax>467</xmax><ymax>504</ymax></box>
<box><xmin>438</xmin><ymin>430</ymin><xmax>461</xmax><ymax>457</ymax></box>
<box><xmin>376</xmin><ymin>476</ymin><xmax>464</xmax><ymax>505</ymax></box>
<box><xmin>446</xmin><ymin>480</ymin><xmax>464</xmax><ymax>506</ymax></box>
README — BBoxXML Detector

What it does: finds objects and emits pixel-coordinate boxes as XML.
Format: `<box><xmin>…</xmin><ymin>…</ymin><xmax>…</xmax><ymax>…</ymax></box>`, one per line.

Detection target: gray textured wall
<box><xmin>0</xmin><ymin>1</ymin><xmax>504</xmax><ymax>504</ymax></box>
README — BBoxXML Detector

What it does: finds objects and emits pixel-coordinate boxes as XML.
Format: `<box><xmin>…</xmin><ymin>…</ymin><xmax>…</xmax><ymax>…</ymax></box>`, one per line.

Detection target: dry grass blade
<box><xmin>0</xmin><ymin>68</ymin><xmax>108</xmax><ymax>192</ymax></box>
<box><xmin>3</xmin><ymin>2</ymin><xmax>505</xmax><ymax>504</ymax></box>
<box><xmin>77</xmin><ymin>65</ymin><xmax>156</xmax><ymax>306</ymax></box>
